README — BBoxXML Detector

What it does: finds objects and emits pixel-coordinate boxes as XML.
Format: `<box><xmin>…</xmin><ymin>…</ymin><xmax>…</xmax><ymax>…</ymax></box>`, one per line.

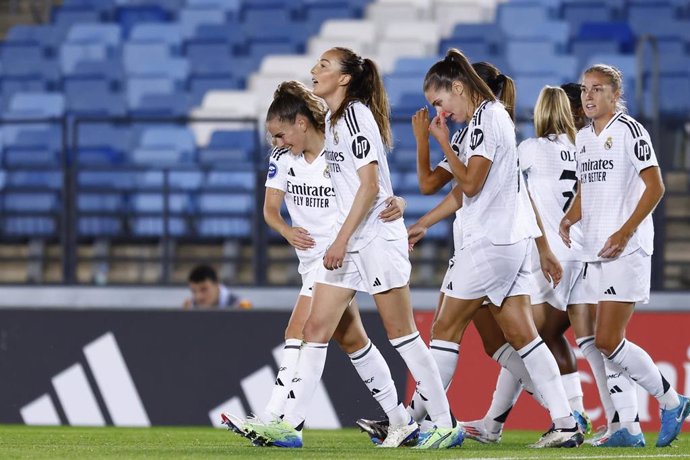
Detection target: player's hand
<box><xmin>539</xmin><ymin>248</ymin><xmax>563</xmax><ymax>288</ymax></box>
<box><xmin>407</xmin><ymin>223</ymin><xmax>428</xmax><ymax>250</ymax></box>
<box><xmin>558</xmin><ymin>217</ymin><xmax>573</xmax><ymax>248</ymax></box>
<box><xmin>379</xmin><ymin>196</ymin><xmax>406</xmax><ymax>222</ymax></box>
<box><xmin>283</xmin><ymin>227</ymin><xmax>315</xmax><ymax>250</ymax></box>
<box><xmin>598</xmin><ymin>229</ymin><xmax>632</xmax><ymax>259</ymax></box>
<box><xmin>429</xmin><ymin>113</ymin><xmax>451</xmax><ymax>146</ymax></box>
<box><xmin>323</xmin><ymin>239</ymin><xmax>347</xmax><ymax>270</ymax></box>
<box><xmin>412</xmin><ymin>107</ymin><xmax>431</xmax><ymax>141</ymax></box>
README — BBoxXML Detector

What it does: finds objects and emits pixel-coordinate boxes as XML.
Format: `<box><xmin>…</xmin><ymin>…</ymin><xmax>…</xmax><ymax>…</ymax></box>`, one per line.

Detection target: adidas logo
<box><xmin>446</xmin><ymin>281</ymin><xmax>453</xmax><ymax>290</ymax></box>
<box><xmin>288</xmin><ymin>168</ymin><xmax>295</xmax><ymax>176</ymax></box>
<box><xmin>610</xmin><ymin>385</ymin><xmax>624</xmax><ymax>394</ymax></box>
<box><xmin>604</xmin><ymin>286</ymin><xmax>617</xmax><ymax>295</ymax></box>
<box><xmin>20</xmin><ymin>332</ymin><xmax>149</xmax><ymax>427</ymax></box>
<box><xmin>208</xmin><ymin>343</ymin><xmax>341</xmax><ymax>429</ymax></box>
<box><xmin>373</xmin><ymin>277</ymin><xmax>381</xmax><ymax>287</ymax></box>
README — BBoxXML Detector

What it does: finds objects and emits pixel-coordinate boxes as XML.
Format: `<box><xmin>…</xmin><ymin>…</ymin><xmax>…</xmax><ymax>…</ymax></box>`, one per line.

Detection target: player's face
<box><xmin>425</xmin><ymin>82</ymin><xmax>469</xmax><ymax>123</ymax></box>
<box><xmin>581</xmin><ymin>71</ymin><xmax>618</xmax><ymax>122</ymax></box>
<box><xmin>266</xmin><ymin>118</ymin><xmax>305</xmax><ymax>155</ymax></box>
<box><xmin>311</xmin><ymin>49</ymin><xmax>343</xmax><ymax>98</ymax></box>
<box><xmin>189</xmin><ymin>280</ymin><xmax>220</xmax><ymax>308</ymax></box>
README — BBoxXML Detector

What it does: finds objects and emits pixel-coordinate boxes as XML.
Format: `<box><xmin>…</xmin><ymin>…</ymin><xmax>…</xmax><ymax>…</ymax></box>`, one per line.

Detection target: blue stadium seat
<box><xmin>186</xmin><ymin>0</ymin><xmax>241</xmax><ymax>15</ymax></box>
<box><xmin>78</xmin><ymin>217</ymin><xmax>123</xmax><ymax>237</ymax></box>
<box><xmin>126</xmin><ymin>77</ymin><xmax>176</xmax><ymax>112</ymax></box>
<box><xmin>514</xmin><ymin>73</ymin><xmax>560</xmax><ymax>117</ymax></box>
<box><xmin>205</xmin><ymin>171</ymin><xmax>255</xmax><ymax>191</ymax></box>
<box><xmin>189</xmin><ymin>76</ymin><xmax>242</xmax><ymax>105</ymax></box>
<box><xmin>129</xmin><ymin>23</ymin><xmax>184</xmax><ymax>55</ymax></box>
<box><xmin>123</xmin><ymin>43</ymin><xmax>189</xmax><ymax>81</ymax></box>
<box><xmin>2</xmin><ymin>124</ymin><xmax>62</xmax><ymax>166</ymax></box>
<box><xmin>133</xmin><ymin>170</ymin><xmax>204</xmax><ymax>190</ymax></box>
<box><xmin>497</xmin><ymin>3</ymin><xmax>549</xmax><ymax>40</ymax></box>
<box><xmin>570</xmin><ymin>39</ymin><xmax>620</xmax><ymax>70</ymax></box>
<box><xmin>130</xmin><ymin>217</ymin><xmax>188</xmax><ymax>237</ymax></box>
<box><xmin>197</xmin><ymin>130</ymin><xmax>258</xmax><ymax>166</ymax></box>
<box><xmin>658</xmin><ymin>73</ymin><xmax>690</xmax><ymax>115</ymax></box>
<box><xmin>7</xmin><ymin>171</ymin><xmax>62</xmax><ymax>190</ymax></box>
<box><xmin>6</xmin><ymin>92</ymin><xmax>65</xmax><ymax>118</ymax></box>
<box><xmin>628</xmin><ymin>2</ymin><xmax>675</xmax><ymax>36</ymax></box>
<box><xmin>392</xmin><ymin>57</ymin><xmax>441</xmax><ymax>76</ymax></box>
<box><xmin>66</xmin><ymin>23</ymin><xmax>122</xmax><ymax>48</ymax></box>
<box><xmin>131</xmin><ymin>193</ymin><xmax>190</xmax><ymax>213</ymax></box>
<box><xmin>78</xmin><ymin>171</ymin><xmax>136</xmax><ymax>189</ymax></box>
<box><xmin>384</xmin><ymin>75</ymin><xmax>423</xmax><ymax>107</ymax></box>
<box><xmin>179</xmin><ymin>8</ymin><xmax>228</xmax><ymax>39</ymax></box>
<box><xmin>75</xmin><ymin>123</ymin><xmax>132</xmax><ymax>164</ymax></box>
<box><xmin>391</xmin><ymin>121</ymin><xmax>417</xmax><ymax>150</ymax></box>
<box><xmin>578</xmin><ymin>21</ymin><xmax>635</xmax><ymax>53</ymax></box>
<box><xmin>64</xmin><ymin>79</ymin><xmax>127</xmax><ymax>116</ymax></box>
<box><xmin>196</xmin><ymin>217</ymin><xmax>251</xmax><ymax>237</ymax></box>
<box><xmin>391</xmin><ymin>93</ymin><xmax>428</xmax><ymax>118</ymax></box>
<box><xmin>4</xmin><ymin>192</ymin><xmax>59</xmax><ymax>212</ymax></box>
<box><xmin>561</xmin><ymin>1</ymin><xmax>613</xmax><ymax>38</ymax></box>
<box><xmin>197</xmin><ymin>193</ymin><xmax>253</xmax><ymax>213</ymax></box>
<box><xmin>113</xmin><ymin>4</ymin><xmax>171</xmax><ymax>35</ymax></box>
<box><xmin>130</xmin><ymin>126</ymin><xmax>196</xmax><ymax>165</ymax></box>
<box><xmin>3</xmin><ymin>217</ymin><xmax>56</xmax><ymax>237</ymax></box>
<box><xmin>78</xmin><ymin>193</ymin><xmax>124</xmax><ymax>212</ymax></box>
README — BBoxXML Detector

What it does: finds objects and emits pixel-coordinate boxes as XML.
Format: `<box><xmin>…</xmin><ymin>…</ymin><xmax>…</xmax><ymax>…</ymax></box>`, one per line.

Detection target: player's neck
<box><xmin>323</xmin><ymin>90</ymin><xmax>347</xmax><ymax>114</ymax></box>
<box><xmin>303</xmin><ymin>131</ymin><xmax>325</xmax><ymax>162</ymax></box>
<box><xmin>592</xmin><ymin>112</ymin><xmax>615</xmax><ymax>135</ymax></box>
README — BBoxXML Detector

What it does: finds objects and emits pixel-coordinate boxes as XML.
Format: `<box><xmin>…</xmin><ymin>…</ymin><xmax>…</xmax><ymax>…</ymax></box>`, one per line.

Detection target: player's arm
<box><xmin>413</xmin><ymin>107</ymin><xmax>453</xmax><ymax>194</ymax></box>
<box><xmin>429</xmin><ymin>114</ymin><xmax>491</xmax><ymax>197</ymax></box>
<box><xmin>263</xmin><ymin>187</ymin><xmax>315</xmax><ymax>250</ymax></box>
<box><xmin>527</xmin><ymin>190</ymin><xmax>562</xmax><ymax>287</ymax></box>
<box><xmin>408</xmin><ymin>184</ymin><xmax>463</xmax><ymax>248</ymax></box>
<box><xmin>323</xmin><ymin>163</ymin><xmax>379</xmax><ymax>270</ymax></box>
<box><xmin>598</xmin><ymin>166</ymin><xmax>665</xmax><ymax>258</ymax></box>
<box><xmin>559</xmin><ymin>184</ymin><xmax>582</xmax><ymax>248</ymax></box>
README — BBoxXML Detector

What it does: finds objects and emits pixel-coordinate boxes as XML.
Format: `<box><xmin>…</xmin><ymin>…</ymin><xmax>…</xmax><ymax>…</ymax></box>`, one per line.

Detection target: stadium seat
<box><xmin>7</xmin><ymin>171</ymin><xmax>62</xmax><ymax>190</ymax></box>
<box><xmin>205</xmin><ymin>171</ymin><xmax>255</xmax><ymax>191</ymax></box>
<box><xmin>129</xmin><ymin>23</ymin><xmax>184</xmax><ymax>54</ymax></box>
<box><xmin>197</xmin><ymin>193</ymin><xmax>253</xmax><ymax>213</ymax></box>
<box><xmin>78</xmin><ymin>193</ymin><xmax>125</xmax><ymax>212</ymax></box>
<box><xmin>196</xmin><ymin>217</ymin><xmax>251</xmax><ymax>238</ymax></box>
<box><xmin>197</xmin><ymin>130</ymin><xmax>259</xmax><ymax>165</ymax></box>
<box><xmin>130</xmin><ymin>217</ymin><xmax>188</xmax><ymax>237</ymax></box>
<box><xmin>131</xmin><ymin>193</ymin><xmax>190</xmax><ymax>213</ymax></box>
<box><xmin>66</xmin><ymin>23</ymin><xmax>122</xmax><ymax>48</ymax></box>
<box><xmin>130</xmin><ymin>127</ymin><xmax>196</xmax><ymax>165</ymax></box>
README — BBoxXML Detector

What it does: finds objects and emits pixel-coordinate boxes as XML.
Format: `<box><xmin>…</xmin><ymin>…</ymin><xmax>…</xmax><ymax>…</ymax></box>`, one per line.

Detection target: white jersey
<box><xmin>324</xmin><ymin>101</ymin><xmax>406</xmax><ymax>251</ymax></box>
<box><xmin>265</xmin><ymin>146</ymin><xmax>335</xmax><ymax>273</ymax></box>
<box><xmin>519</xmin><ymin>134</ymin><xmax>583</xmax><ymax>262</ymax></box>
<box><xmin>576</xmin><ymin>112</ymin><xmax>658</xmax><ymax>262</ymax></box>
<box><xmin>437</xmin><ymin>127</ymin><xmax>468</xmax><ymax>254</ymax></box>
<box><xmin>460</xmin><ymin>100</ymin><xmax>540</xmax><ymax>248</ymax></box>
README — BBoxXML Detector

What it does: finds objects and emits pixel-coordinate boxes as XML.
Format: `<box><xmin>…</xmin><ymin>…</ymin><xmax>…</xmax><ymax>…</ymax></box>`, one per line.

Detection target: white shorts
<box><xmin>529</xmin><ymin>248</ymin><xmax>588</xmax><ymax>311</ymax></box>
<box><xmin>299</xmin><ymin>265</ymin><xmax>318</xmax><ymax>297</ymax></box>
<box><xmin>443</xmin><ymin>237</ymin><xmax>533</xmax><ymax>306</ymax></box>
<box><xmin>580</xmin><ymin>249</ymin><xmax>651</xmax><ymax>304</ymax></box>
<box><xmin>315</xmin><ymin>235</ymin><xmax>410</xmax><ymax>295</ymax></box>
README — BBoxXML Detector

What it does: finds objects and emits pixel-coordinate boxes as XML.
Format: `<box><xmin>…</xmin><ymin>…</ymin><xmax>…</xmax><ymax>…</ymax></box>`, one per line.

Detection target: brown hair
<box><xmin>266</xmin><ymin>80</ymin><xmax>327</xmax><ymax>133</ymax></box>
<box><xmin>533</xmin><ymin>86</ymin><xmax>577</xmax><ymax>144</ymax></box>
<box><xmin>329</xmin><ymin>47</ymin><xmax>392</xmax><ymax>149</ymax></box>
<box><xmin>423</xmin><ymin>48</ymin><xmax>496</xmax><ymax>110</ymax></box>
<box><xmin>472</xmin><ymin>61</ymin><xmax>516</xmax><ymax>121</ymax></box>
<box><xmin>582</xmin><ymin>63</ymin><xmax>627</xmax><ymax>113</ymax></box>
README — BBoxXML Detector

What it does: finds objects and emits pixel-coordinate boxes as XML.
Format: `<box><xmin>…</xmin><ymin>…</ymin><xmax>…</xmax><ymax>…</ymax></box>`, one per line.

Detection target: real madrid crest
<box><xmin>323</xmin><ymin>165</ymin><xmax>331</xmax><ymax>178</ymax></box>
<box><xmin>333</xmin><ymin>130</ymin><xmax>339</xmax><ymax>144</ymax></box>
<box><xmin>604</xmin><ymin>136</ymin><xmax>613</xmax><ymax>150</ymax></box>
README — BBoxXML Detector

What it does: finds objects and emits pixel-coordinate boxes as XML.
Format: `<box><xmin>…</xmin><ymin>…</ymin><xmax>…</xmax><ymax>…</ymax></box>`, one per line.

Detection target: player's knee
<box><xmin>594</xmin><ymin>334</ymin><xmax>618</xmax><ymax>357</ymax></box>
<box><xmin>502</xmin><ymin>327</ymin><xmax>534</xmax><ymax>350</ymax></box>
<box><xmin>333</xmin><ymin>332</ymin><xmax>367</xmax><ymax>354</ymax></box>
<box><xmin>284</xmin><ymin>324</ymin><xmax>303</xmax><ymax>341</ymax></box>
<box><xmin>431</xmin><ymin>316</ymin><xmax>458</xmax><ymax>342</ymax></box>
<box><xmin>302</xmin><ymin>319</ymin><xmax>331</xmax><ymax>343</ymax></box>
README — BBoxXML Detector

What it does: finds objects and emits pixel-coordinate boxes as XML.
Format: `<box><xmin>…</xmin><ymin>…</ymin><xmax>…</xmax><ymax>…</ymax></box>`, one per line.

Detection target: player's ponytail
<box><xmin>534</xmin><ymin>86</ymin><xmax>577</xmax><ymax>144</ymax></box>
<box><xmin>266</xmin><ymin>80</ymin><xmax>327</xmax><ymax>133</ymax></box>
<box><xmin>424</xmin><ymin>49</ymin><xmax>496</xmax><ymax>109</ymax></box>
<box><xmin>329</xmin><ymin>47</ymin><xmax>392</xmax><ymax>149</ymax></box>
<box><xmin>472</xmin><ymin>61</ymin><xmax>516</xmax><ymax>121</ymax></box>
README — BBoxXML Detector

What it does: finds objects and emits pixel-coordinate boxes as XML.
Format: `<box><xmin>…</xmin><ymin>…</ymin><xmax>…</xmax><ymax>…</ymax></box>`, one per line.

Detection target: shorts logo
<box><xmin>634</xmin><ymin>139</ymin><xmax>651</xmax><ymax>161</ymax></box>
<box><xmin>604</xmin><ymin>286</ymin><xmax>617</xmax><ymax>295</ymax></box>
<box><xmin>469</xmin><ymin>128</ymin><xmax>484</xmax><ymax>150</ymax></box>
<box><xmin>267</xmin><ymin>162</ymin><xmax>278</xmax><ymax>179</ymax></box>
<box><xmin>604</xmin><ymin>136</ymin><xmax>613</xmax><ymax>150</ymax></box>
<box><xmin>352</xmin><ymin>135</ymin><xmax>370</xmax><ymax>159</ymax></box>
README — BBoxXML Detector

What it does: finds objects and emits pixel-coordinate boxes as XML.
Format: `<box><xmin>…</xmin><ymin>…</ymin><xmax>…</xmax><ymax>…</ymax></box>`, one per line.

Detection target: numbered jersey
<box><xmin>438</xmin><ymin>127</ymin><xmax>468</xmax><ymax>253</ymax></box>
<box><xmin>265</xmin><ymin>146</ymin><xmax>336</xmax><ymax>273</ymax></box>
<box><xmin>324</xmin><ymin>101</ymin><xmax>406</xmax><ymax>251</ymax></box>
<box><xmin>519</xmin><ymin>134</ymin><xmax>583</xmax><ymax>262</ymax></box>
<box><xmin>459</xmin><ymin>100</ymin><xmax>540</xmax><ymax>248</ymax></box>
<box><xmin>576</xmin><ymin>112</ymin><xmax>659</xmax><ymax>261</ymax></box>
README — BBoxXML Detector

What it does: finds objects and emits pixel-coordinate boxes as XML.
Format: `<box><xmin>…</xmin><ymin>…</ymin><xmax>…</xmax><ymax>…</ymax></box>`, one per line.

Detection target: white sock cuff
<box><xmin>285</xmin><ymin>338</ymin><xmax>303</xmax><ymax>349</ymax></box>
<box><xmin>575</xmin><ymin>335</ymin><xmax>595</xmax><ymax>349</ymax></box>
<box><xmin>389</xmin><ymin>331</ymin><xmax>421</xmax><ymax>349</ymax></box>
<box><xmin>348</xmin><ymin>340</ymin><xmax>373</xmax><ymax>360</ymax></box>
<box><xmin>492</xmin><ymin>342</ymin><xmax>512</xmax><ymax>363</ymax></box>
<box><xmin>429</xmin><ymin>339</ymin><xmax>459</xmax><ymax>354</ymax></box>
<box><xmin>607</xmin><ymin>338</ymin><xmax>627</xmax><ymax>361</ymax></box>
<box><xmin>517</xmin><ymin>336</ymin><xmax>544</xmax><ymax>358</ymax></box>
<box><xmin>304</xmin><ymin>341</ymin><xmax>329</xmax><ymax>350</ymax></box>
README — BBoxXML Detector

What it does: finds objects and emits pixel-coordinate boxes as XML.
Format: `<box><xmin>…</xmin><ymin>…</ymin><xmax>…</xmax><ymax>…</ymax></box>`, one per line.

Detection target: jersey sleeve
<box><xmin>575</xmin><ymin>131</ymin><xmax>585</xmax><ymax>181</ymax></box>
<box><xmin>437</xmin><ymin>128</ymin><xmax>467</xmax><ymax>173</ymax></box>
<box><xmin>264</xmin><ymin>147</ymin><xmax>289</xmax><ymax>191</ymax></box>
<box><xmin>623</xmin><ymin>121</ymin><xmax>659</xmax><ymax>174</ymax></box>
<box><xmin>466</xmin><ymin>106</ymin><xmax>499</xmax><ymax>163</ymax></box>
<box><xmin>346</xmin><ymin>104</ymin><xmax>385</xmax><ymax>170</ymax></box>
<box><xmin>517</xmin><ymin>139</ymin><xmax>535</xmax><ymax>173</ymax></box>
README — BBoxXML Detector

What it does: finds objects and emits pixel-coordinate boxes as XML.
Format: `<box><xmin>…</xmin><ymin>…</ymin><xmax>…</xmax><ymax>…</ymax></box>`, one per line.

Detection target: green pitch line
<box><xmin>0</xmin><ymin>426</ymin><xmax>688</xmax><ymax>459</ymax></box>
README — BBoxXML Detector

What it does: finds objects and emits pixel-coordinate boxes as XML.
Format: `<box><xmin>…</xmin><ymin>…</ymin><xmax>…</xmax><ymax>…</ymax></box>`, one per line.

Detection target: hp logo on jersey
<box><xmin>352</xmin><ymin>135</ymin><xmax>371</xmax><ymax>159</ymax></box>
<box><xmin>634</xmin><ymin>139</ymin><xmax>651</xmax><ymax>161</ymax></box>
<box><xmin>469</xmin><ymin>128</ymin><xmax>484</xmax><ymax>150</ymax></box>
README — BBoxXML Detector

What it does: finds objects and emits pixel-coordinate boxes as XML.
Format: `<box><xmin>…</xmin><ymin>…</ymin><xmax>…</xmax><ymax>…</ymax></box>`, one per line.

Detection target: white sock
<box><xmin>603</xmin><ymin>356</ymin><xmax>641</xmax><ymax>435</ymax></box>
<box><xmin>391</xmin><ymin>332</ymin><xmax>453</xmax><ymax>428</ymax></box>
<box><xmin>561</xmin><ymin>372</ymin><xmax>585</xmax><ymax>414</ymax></box>
<box><xmin>408</xmin><ymin>339</ymin><xmax>459</xmax><ymax>423</ymax></box>
<box><xmin>577</xmin><ymin>335</ymin><xmax>616</xmax><ymax>425</ymax></box>
<box><xmin>493</xmin><ymin>342</ymin><xmax>546</xmax><ymax>409</ymax></box>
<box><xmin>283</xmin><ymin>341</ymin><xmax>328</xmax><ymax>428</ymax></box>
<box><xmin>518</xmin><ymin>337</ymin><xmax>573</xmax><ymax>425</ymax></box>
<box><xmin>263</xmin><ymin>338</ymin><xmax>302</xmax><ymax>421</ymax></box>
<box><xmin>607</xmin><ymin>339</ymin><xmax>680</xmax><ymax>410</ymax></box>
<box><xmin>484</xmin><ymin>367</ymin><xmax>521</xmax><ymax>433</ymax></box>
<box><xmin>349</xmin><ymin>340</ymin><xmax>408</xmax><ymax>426</ymax></box>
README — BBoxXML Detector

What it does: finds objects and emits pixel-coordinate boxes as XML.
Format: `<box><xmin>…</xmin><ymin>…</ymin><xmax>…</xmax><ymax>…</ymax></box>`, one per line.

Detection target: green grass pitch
<box><xmin>0</xmin><ymin>426</ymin><xmax>689</xmax><ymax>459</ymax></box>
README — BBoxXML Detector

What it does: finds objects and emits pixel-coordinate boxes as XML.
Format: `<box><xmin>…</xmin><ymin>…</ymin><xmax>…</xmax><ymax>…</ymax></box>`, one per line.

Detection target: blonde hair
<box><xmin>583</xmin><ymin>63</ymin><xmax>627</xmax><ymax>113</ymax></box>
<box><xmin>534</xmin><ymin>86</ymin><xmax>577</xmax><ymax>144</ymax></box>
<box><xmin>266</xmin><ymin>80</ymin><xmax>327</xmax><ymax>133</ymax></box>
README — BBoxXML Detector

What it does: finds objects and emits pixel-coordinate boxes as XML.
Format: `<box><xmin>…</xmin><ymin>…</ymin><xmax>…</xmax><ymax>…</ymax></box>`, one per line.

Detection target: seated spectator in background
<box><xmin>183</xmin><ymin>265</ymin><xmax>252</xmax><ymax>310</ymax></box>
